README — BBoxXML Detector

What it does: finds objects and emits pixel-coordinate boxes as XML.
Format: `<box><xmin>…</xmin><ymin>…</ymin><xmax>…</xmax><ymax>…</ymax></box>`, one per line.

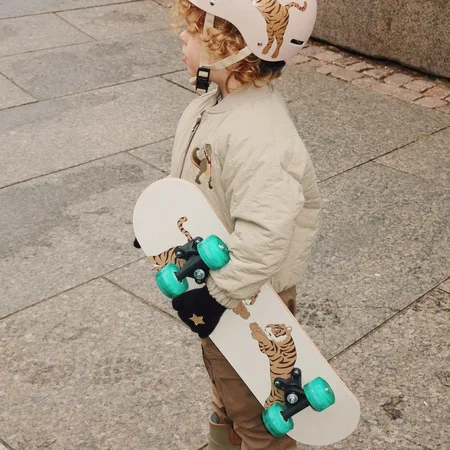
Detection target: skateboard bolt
<box><xmin>194</xmin><ymin>269</ymin><xmax>206</xmax><ymax>281</ymax></box>
<box><xmin>287</xmin><ymin>394</ymin><xmax>298</xmax><ymax>405</ymax></box>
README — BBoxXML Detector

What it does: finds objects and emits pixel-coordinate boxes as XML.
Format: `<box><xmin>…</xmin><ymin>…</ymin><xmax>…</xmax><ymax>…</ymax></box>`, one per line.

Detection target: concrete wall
<box><xmin>312</xmin><ymin>0</ymin><xmax>450</xmax><ymax>78</ymax></box>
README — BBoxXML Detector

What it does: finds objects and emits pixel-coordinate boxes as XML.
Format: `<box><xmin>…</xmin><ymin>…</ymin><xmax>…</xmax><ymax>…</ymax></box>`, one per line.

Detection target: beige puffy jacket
<box><xmin>170</xmin><ymin>83</ymin><xmax>321</xmax><ymax>309</ymax></box>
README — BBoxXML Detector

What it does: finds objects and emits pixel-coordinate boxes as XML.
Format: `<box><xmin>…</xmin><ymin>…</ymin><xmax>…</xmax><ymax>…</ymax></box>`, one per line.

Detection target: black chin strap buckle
<box><xmin>196</xmin><ymin>67</ymin><xmax>210</xmax><ymax>93</ymax></box>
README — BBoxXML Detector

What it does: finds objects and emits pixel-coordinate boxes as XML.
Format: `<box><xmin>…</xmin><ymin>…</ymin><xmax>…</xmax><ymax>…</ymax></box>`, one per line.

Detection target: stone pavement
<box><xmin>291</xmin><ymin>43</ymin><xmax>450</xmax><ymax>115</ymax></box>
<box><xmin>0</xmin><ymin>1</ymin><xmax>449</xmax><ymax>449</ymax></box>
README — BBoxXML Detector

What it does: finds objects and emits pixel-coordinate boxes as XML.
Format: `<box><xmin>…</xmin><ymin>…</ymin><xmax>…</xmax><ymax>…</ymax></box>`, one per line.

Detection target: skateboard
<box><xmin>133</xmin><ymin>178</ymin><xmax>360</xmax><ymax>445</ymax></box>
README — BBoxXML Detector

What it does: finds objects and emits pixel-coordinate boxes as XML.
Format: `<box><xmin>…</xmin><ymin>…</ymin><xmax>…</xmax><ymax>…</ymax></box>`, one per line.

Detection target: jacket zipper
<box><xmin>178</xmin><ymin>112</ymin><xmax>204</xmax><ymax>178</ymax></box>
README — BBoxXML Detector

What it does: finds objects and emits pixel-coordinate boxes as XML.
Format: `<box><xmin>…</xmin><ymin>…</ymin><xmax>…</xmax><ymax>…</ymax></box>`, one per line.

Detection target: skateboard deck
<box><xmin>133</xmin><ymin>178</ymin><xmax>360</xmax><ymax>446</ymax></box>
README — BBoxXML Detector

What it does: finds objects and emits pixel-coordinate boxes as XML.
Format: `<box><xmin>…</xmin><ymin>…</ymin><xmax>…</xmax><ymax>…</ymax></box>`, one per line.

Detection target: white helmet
<box><xmin>188</xmin><ymin>0</ymin><xmax>317</xmax><ymax>92</ymax></box>
<box><xmin>191</xmin><ymin>0</ymin><xmax>317</xmax><ymax>62</ymax></box>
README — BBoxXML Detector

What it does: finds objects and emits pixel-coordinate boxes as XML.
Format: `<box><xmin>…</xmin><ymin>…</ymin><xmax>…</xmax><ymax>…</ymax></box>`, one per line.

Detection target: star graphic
<box><xmin>189</xmin><ymin>314</ymin><xmax>205</xmax><ymax>326</ymax></box>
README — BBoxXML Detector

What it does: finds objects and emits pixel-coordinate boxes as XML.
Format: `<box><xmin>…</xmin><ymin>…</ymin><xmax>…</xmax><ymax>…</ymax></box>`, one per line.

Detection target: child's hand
<box><xmin>172</xmin><ymin>286</ymin><xmax>226</xmax><ymax>338</ymax></box>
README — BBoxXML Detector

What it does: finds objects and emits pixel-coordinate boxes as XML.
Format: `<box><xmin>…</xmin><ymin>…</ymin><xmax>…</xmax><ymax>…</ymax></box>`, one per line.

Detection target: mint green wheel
<box><xmin>197</xmin><ymin>235</ymin><xmax>230</xmax><ymax>271</ymax></box>
<box><xmin>156</xmin><ymin>263</ymin><xmax>188</xmax><ymax>299</ymax></box>
<box><xmin>304</xmin><ymin>377</ymin><xmax>335</xmax><ymax>412</ymax></box>
<box><xmin>262</xmin><ymin>403</ymin><xmax>294</xmax><ymax>438</ymax></box>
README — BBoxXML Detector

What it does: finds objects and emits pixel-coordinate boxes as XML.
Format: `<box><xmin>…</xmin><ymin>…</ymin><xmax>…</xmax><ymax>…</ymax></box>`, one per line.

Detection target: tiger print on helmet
<box><xmin>254</xmin><ymin>0</ymin><xmax>308</xmax><ymax>59</ymax></box>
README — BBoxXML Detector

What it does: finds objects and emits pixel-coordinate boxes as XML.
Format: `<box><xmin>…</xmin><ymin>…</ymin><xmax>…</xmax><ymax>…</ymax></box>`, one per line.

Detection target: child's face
<box><xmin>179</xmin><ymin>13</ymin><xmax>207</xmax><ymax>77</ymax></box>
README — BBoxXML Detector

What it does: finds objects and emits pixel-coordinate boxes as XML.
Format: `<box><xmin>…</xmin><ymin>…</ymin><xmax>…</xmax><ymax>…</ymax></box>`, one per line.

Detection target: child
<box><xmin>169</xmin><ymin>0</ymin><xmax>320</xmax><ymax>448</ymax></box>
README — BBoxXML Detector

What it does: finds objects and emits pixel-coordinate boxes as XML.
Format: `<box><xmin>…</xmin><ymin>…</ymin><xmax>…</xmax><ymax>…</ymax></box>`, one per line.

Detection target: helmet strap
<box><xmin>194</xmin><ymin>13</ymin><xmax>252</xmax><ymax>93</ymax></box>
<box><xmin>194</xmin><ymin>66</ymin><xmax>211</xmax><ymax>94</ymax></box>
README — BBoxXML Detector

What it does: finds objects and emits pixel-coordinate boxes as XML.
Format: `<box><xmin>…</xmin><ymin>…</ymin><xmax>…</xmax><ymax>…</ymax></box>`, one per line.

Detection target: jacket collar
<box><xmin>205</xmin><ymin>83</ymin><xmax>272</xmax><ymax>114</ymax></box>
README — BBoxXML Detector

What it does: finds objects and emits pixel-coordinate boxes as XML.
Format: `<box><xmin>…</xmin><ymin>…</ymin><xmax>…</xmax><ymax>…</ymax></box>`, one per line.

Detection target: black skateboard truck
<box><xmin>155</xmin><ymin>235</ymin><xmax>230</xmax><ymax>299</ymax></box>
<box><xmin>274</xmin><ymin>368</ymin><xmax>312</xmax><ymax>421</ymax></box>
<box><xmin>173</xmin><ymin>237</ymin><xmax>210</xmax><ymax>284</ymax></box>
<box><xmin>263</xmin><ymin>368</ymin><xmax>335</xmax><ymax>437</ymax></box>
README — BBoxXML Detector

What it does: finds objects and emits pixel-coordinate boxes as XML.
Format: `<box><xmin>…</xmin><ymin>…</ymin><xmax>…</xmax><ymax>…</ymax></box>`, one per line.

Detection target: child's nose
<box><xmin>179</xmin><ymin>30</ymin><xmax>187</xmax><ymax>45</ymax></box>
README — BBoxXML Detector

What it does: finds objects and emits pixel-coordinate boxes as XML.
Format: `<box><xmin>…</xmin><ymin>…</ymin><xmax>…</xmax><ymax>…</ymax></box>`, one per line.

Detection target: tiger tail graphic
<box><xmin>232</xmin><ymin>291</ymin><xmax>260</xmax><ymax>319</ymax></box>
<box><xmin>149</xmin><ymin>217</ymin><xmax>193</xmax><ymax>269</ymax></box>
<box><xmin>254</xmin><ymin>0</ymin><xmax>308</xmax><ymax>58</ymax></box>
<box><xmin>250</xmin><ymin>322</ymin><xmax>297</xmax><ymax>407</ymax></box>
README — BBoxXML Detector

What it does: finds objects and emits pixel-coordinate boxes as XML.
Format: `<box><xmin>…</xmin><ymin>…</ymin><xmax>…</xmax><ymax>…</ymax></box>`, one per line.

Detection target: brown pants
<box><xmin>201</xmin><ymin>286</ymin><xmax>298</xmax><ymax>450</ymax></box>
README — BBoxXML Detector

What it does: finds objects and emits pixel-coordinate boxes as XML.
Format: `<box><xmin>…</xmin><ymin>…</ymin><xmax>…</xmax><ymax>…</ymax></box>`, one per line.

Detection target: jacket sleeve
<box><xmin>207</xmin><ymin>131</ymin><xmax>306</xmax><ymax>309</ymax></box>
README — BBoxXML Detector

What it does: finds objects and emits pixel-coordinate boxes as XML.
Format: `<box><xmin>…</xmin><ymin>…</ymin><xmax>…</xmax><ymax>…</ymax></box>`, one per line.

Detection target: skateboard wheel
<box><xmin>304</xmin><ymin>377</ymin><xmax>335</xmax><ymax>412</ymax></box>
<box><xmin>262</xmin><ymin>403</ymin><xmax>294</xmax><ymax>438</ymax></box>
<box><xmin>197</xmin><ymin>235</ymin><xmax>230</xmax><ymax>271</ymax></box>
<box><xmin>156</xmin><ymin>263</ymin><xmax>188</xmax><ymax>298</ymax></box>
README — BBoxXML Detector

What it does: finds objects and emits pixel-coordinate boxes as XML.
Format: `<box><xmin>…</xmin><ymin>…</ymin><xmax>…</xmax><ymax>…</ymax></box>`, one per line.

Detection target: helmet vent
<box><xmin>290</xmin><ymin>39</ymin><xmax>305</xmax><ymax>46</ymax></box>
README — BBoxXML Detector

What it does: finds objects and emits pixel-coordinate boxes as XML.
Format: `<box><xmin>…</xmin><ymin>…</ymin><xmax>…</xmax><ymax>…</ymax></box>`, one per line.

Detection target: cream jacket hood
<box><xmin>170</xmin><ymin>83</ymin><xmax>321</xmax><ymax>309</ymax></box>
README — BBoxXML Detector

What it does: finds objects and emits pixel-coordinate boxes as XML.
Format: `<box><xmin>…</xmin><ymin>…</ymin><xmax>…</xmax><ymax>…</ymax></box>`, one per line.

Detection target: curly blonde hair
<box><xmin>171</xmin><ymin>0</ymin><xmax>283</xmax><ymax>92</ymax></box>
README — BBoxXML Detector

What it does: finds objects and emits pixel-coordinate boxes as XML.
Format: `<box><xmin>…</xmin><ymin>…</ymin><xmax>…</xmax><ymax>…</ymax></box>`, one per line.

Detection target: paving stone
<box><xmin>328</xmin><ymin>289</ymin><xmax>449</xmax><ymax>449</ymax></box>
<box><xmin>313</xmin><ymin>50</ymin><xmax>342</xmax><ymax>63</ymax></box>
<box><xmin>423</xmin><ymin>85</ymin><xmax>450</xmax><ymax>99</ymax></box>
<box><xmin>0</xmin><ymin>29</ymin><xmax>185</xmax><ymax>100</ymax></box>
<box><xmin>287</xmin><ymin>75</ymin><xmax>450</xmax><ymax>180</ymax></box>
<box><xmin>370</xmin><ymin>83</ymin><xmax>403</xmax><ymax>96</ymax></box>
<box><xmin>298</xmin><ymin>43</ymin><xmax>324</xmax><ymax>57</ymax></box>
<box><xmin>376</xmin><ymin>127</ymin><xmax>450</xmax><ymax>188</ymax></box>
<box><xmin>0</xmin><ymin>0</ymin><xmax>138</xmax><ymax>19</ymax></box>
<box><xmin>58</xmin><ymin>1</ymin><xmax>170</xmax><ymax>40</ymax></box>
<box><xmin>0</xmin><ymin>14</ymin><xmax>92</xmax><ymax>58</ymax></box>
<box><xmin>351</xmin><ymin>77</ymin><xmax>378</xmax><ymax>89</ymax></box>
<box><xmin>316</xmin><ymin>64</ymin><xmax>336</xmax><ymax>75</ymax></box>
<box><xmin>0</xmin><ymin>154</ymin><xmax>164</xmax><ymax>318</ymax></box>
<box><xmin>316</xmin><ymin>64</ymin><xmax>364</xmax><ymax>83</ymax></box>
<box><xmin>162</xmin><ymin>70</ymin><xmax>199</xmax><ymax>93</ymax></box>
<box><xmin>300</xmin><ymin>162</ymin><xmax>450</xmax><ymax>356</ymax></box>
<box><xmin>391</xmin><ymin>88</ymin><xmax>423</xmax><ymax>103</ymax></box>
<box><xmin>436</xmin><ymin>102</ymin><xmax>450</xmax><ymax>115</ymax></box>
<box><xmin>440</xmin><ymin>279</ymin><xmax>450</xmax><ymax>293</ymax></box>
<box><xmin>129</xmin><ymin>137</ymin><xmax>174</xmax><ymax>174</ymax></box>
<box><xmin>106</xmin><ymin>258</ymin><xmax>177</xmax><ymax>321</ymax></box>
<box><xmin>347</xmin><ymin>61</ymin><xmax>374</xmax><ymax>72</ymax></box>
<box><xmin>333</xmin><ymin>56</ymin><xmax>360</xmax><ymax>67</ymax></box>
<box><xmin>363</xmin><ymin>67</ymin><xmax>395</xmax><ymax>80</ymax></box>
<box><xmin>294</xmin><ymin>59</ymin><xmax>329</xmax><ymax>72</ymax></box>
<box><xmin>384</xmin><ymin>73</ymin><xmax>414</xmax><ymax>87</ymax></box>
<box><xmin>0</xmin><ymin>77</ymin><xmax>195</xmax><ymax>187</ymax></box>
<box><xmin>329</xmin><ymin>67</ymin><xmax>364</xmax><ymax>82</ymax></box>
<box><xmin>0</xmin><ymin>278</ymin><xmax>210</xmax><ymax>449</ymax></box>
<box><xmin>414</xmin><ymin>96</ymin><xmax>448</xmax><ymax>109</ymax></box>
<box><xmin>153</xmin><ymin>0</ymin><xmax>172</xmax><ymax>7</ymax></box>
<box><xmin>288</xmin><ymin>53</ymin><xmax>310</xmax><ymax>65</ymax></box>
<box><xmin>404</xmin><ymin>79</ymin><xmax>436</xmax><ymax>93</ymax></box>
<box><xmin>274</xmin><ymin>65</ymin><xmax>350</xmax><ymax>103</ymax></box>
<box><xmin>0</xmin><ymin>73</ymin><xmax>36</xmax><ymax>109</ymax></box>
